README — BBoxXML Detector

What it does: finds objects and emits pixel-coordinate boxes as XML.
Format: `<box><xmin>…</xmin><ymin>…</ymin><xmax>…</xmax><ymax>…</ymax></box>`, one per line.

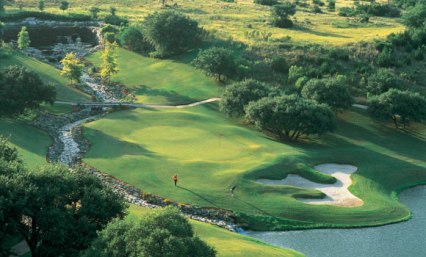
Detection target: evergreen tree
<box><xmin>17</xmin><ymin>26</ymin><xmax>30</xmax><ymax>50</ymax></box>
<box><xmin>100</xmin><ymin>42</ymin><xmax>119</xmax><ymax>84</ymax></box>
<box><xmin>60</xmin><ymin>52</ymin><xmax>84</xmax><ymax>85</ymax></box>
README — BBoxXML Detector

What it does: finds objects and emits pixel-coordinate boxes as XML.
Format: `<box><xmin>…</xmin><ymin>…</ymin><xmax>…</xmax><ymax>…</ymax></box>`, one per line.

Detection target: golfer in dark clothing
<box><xmin>172</xmin><ymin>175</ymin><xmax>178</xmax><ymax>186</ymax></box>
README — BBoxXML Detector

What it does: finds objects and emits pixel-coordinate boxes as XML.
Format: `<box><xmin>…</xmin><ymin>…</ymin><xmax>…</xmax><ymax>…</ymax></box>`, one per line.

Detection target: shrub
<box><xmin>271</xmin><ymin>57</ymin><xmax>289</xmax><ymax>73</ymax></box>
<box><xmin>271</xmin><ymin>2</ymin><xmax>297</xmax><ymax>28</ymax></box>
<box><xmin>143</xmin><ymin>11</ymin><xmax>202</xmax><ymax>57</ymax></box>
<box><xmin>338</xmin><ymin>7</ymin><xmax>357</xmax><ymax>17</ymax></box>
<box><xmin>104</xmin><ymin>14</ymin><xmax>128</xmax><ymax>26</ymax></box>
<box><xmin>118</xmin><ymin>26</ymin><xmax>153</xmax><ymax>54</ymax></box>
<box><xmin>254</xmin><ymin>0</ymin><xmax>278</xmax><ymax>6</ymax></box>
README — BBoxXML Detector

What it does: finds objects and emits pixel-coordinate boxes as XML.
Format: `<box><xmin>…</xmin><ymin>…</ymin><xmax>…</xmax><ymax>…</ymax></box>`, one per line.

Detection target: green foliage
<box><xmin>103</xmin><ymin>32</ymin><xmax>116</xmax><ymax>43</ymax></box>
<box><xmin>192</xmin><ymin>47</ymin><xmax>237</xmax><ymax>81</ymax></box>
<box><xmin>0</xmin><ymin>164</ymin><xmax>127</xmax><ymax>257</ymax></box>
<box><xmin>100</xmin><ymin>41</ymin><xmax>119</xmax><ymax>84</ymax></box>
<box><xmin>245</xmin><ymin>95</ymin><xmax>336</xmax><ymax>140</ymax></box>
<box><xmin>254</xmin><ymin>0</ymin><xmax>278</xmax><ymax>6</ymax></box>
<box><xmin>83</xmin><ymin>207</ymin><xmax>216</xmax><ymax>257</ymax></box>
<box><xmin>288</xmin><ymin>65</ymin><xmax>305</xmax><ymax>83</ymax></box>
<box><xmin>403</xmin><ymin>2</ymin><xmax>426</xmax><ymax>28</ymax></box>
<box><xmin>38</xmin><ymin>0</ymin><xmax>44</xmax><ymax>11</ymax></box>
<box><xmin>104</xmin><ymin>14</ymin><xmax>128</xmax><ymax>26</ymax></box>
<box><xmin>89</xmin><ymin>6</ymin><xmax>100</xmax><ymax>19</ymax></box>
<box><xmin>376</xmin><ymin>47</ymin><xmax>396</xmax><ymax>67</ymax></box>
<box><xmin>17</xmin><ymin>26</ymin><xmax>30</xmax><ymax>50</ymax></box>
<box><xmin>0</xmin><ymin>11</ymin><xmax>92</xmax><ymax>22</ymax></box>
<box><xmin>0</xmin><ymin>65</ymin><xmax>56</xmax><ymax>117</ymax></box>
<box><xmin>338</xmin><ymin>7</ymin><xmax>357</xmax><ymax>17</ymax></box>
<box><xmin>110</xmin><ymin>6</ymin><xmax>117</xmax><ymax>16</ymax></box>
<box><xmin>60</xmin><ymin>52</ymin><xmax>84</xmax><ymax>85</ymax></box>
<box><xmin>363</xmin><ymin>68</ymin><xmax>401</xmax><ymax>96</ymax></box>
<box><xmin>118</xmin><ymin>26</ymin><xmax>153</xmax><ymax>54</ymax></box>
<box><xmin>270</xmin><ymin>57</ymin><xmax>288</xmax><ymax>74</ymax></box>
<box><xmin>327</xmin><ymin>0</ymin><xmax>336</xmax><ymax>11</ymax></box>
<box><xmin>59</xmin><ymin>0</ymin><xmax>69</xmax><ymax>12</ymax></box>
<box><xmin>220</xmin><ymin>79</ymin><xmax>272</xmax><ymax>117</ymax></box>
<box><xmin>271</xmin><ymin>2</ymin><xmax>297</xmax><ymax>28</ymax></box>
<box><xmin>143</xmin><ymin>11</ymin><xmax>202</xmax><ymax>57</ymax></box>
<box><xmin>311</xmin><ymin>5</ymin><xmax>323</xmax><ymax>13</ymax></box>
<box><xmin>0</xmin><ymin>136</ymin><xmax>24</xmax><ymax>177</ymax></box>
<box><xmin>368</xmin><ymin>89</ymin><xmax>426</xmax><ymax>128</ymax></box>
<box><xmin>301</xmin><ymin>76</ymin><xmax>353</xmax><ymax>111</ymax></box>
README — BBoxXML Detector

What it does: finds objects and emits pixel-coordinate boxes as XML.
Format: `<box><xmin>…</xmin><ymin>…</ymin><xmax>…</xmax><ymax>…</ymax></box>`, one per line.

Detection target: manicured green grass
<box><xmin>0</xmin><ymin>119</ymin><xmax>50</xmax><ymax>167</ymax></box>
<box><xmin>87</xmin><ymin>48</ymin><xmax>221</xmax><ymax>104</ymax></box>
<box><xmin>83</xmin><ymin>101</ymin><xmax>426</xmax><ymax>229</ymax></box>
<box><xmin>0</xmin><ymin>52</ymin><xmax>91</xmax><ymax>103</ymax></box>
<box><xmin>127</xmin><ymin>204</ymin><xmax>304</xmax><ymax>257</ymax></box>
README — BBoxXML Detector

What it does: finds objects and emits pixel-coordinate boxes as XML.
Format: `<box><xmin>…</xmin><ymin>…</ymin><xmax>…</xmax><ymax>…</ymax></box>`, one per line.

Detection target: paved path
<box><xmin>55</xmin><ymin>98</ymin><xmax>222</xmax><ymax>109</ymax></box>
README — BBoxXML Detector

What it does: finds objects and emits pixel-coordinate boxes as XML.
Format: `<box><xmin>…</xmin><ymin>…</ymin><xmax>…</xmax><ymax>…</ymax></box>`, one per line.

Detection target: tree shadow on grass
<box><xmin>177</xmin><ymin>186</ymin><xmax>220</xmax><ymax>208</ymax></box>
<box><xmin>133</xmin><ymin>85</ymin><xmax>196</xmax><ymax>105</ymax></box>
<box><xmin>292</xmin><ymin>25</ymin><xmax>351</xmax><ymax>39</ymax></box>
<box><xmin>83</xmin><ymin>127</ymin><xmax>158</xmax><ymax>159</ymax></box>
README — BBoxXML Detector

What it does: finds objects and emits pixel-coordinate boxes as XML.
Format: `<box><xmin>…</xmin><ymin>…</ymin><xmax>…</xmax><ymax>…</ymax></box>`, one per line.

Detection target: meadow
<box><xmin>12</xmin><ymin>0</ymin><xmax>404</xmax><ymax>45</ymax></box>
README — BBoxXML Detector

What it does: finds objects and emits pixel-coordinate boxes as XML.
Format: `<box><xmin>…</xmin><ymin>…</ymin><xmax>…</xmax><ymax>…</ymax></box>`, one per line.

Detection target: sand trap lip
<box><xmin>257</xmin><ymin>164</ymin><xmax>364</xmax><ymax>207</ymax></box>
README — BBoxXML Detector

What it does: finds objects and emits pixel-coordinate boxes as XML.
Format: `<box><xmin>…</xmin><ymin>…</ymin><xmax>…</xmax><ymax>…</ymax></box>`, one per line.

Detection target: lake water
<box><xmin>245</xmin><ymin>186</ymin><xmax>426</xmax><ymax>257</ymax></box>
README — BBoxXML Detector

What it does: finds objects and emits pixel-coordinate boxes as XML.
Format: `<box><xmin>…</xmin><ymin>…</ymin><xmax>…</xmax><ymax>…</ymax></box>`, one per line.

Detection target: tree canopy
<box><xmin>245</xmin><ymin>95</ymin><xmax>336</xmax><ymax>140</ymax></box>
<box><xmin>143</xmin><ymin>11</ymin><xmax>202</xmax><ymax>57</ymax></box>
<box><xmin>271</xmin><ymin>2</ymin><xmax>297</xmax><ymax>28</ymax></box>
<box><xmin>100</xmin><ymin>41</ymin><xmax>119</xmax><ymax>84</ymax></box>
<box><xmin>17</xmin><ymin>26</ymin><xmax>30</xmax><ymax>50</ymax></box>
<box><xmin>192</xmin><ymin>47</ymin><xmax>237</xmax><ymax>81</ymax></box>
<box><xmin>82</xmin><ymin>207</ymin><xmax>216</xmax><ymax>257</ymax></box>
<box><xmin>368</xmin><ymin>89</ymin><xmax>426</xmax><ymax>128</ymax></box>
<box><xmin>220</xmin><ymin>79</ymin><xmax>273</xmax><ymax>117</ymax></box>
<box><xmin>301</xmin><ymin>76</ymin><xmax>353</xmax><ymax>111</ymax></box>
<box><xmin>0</xmin><ymin>65</ymin><xmax>56</xmax><ymax>117</ymax></box>
<box><xmin>118</xmin><ymin>26</ymin><xmax>153</xmax><ymax>54</ymax></box>
<box><xmin>60</xmin><ymin>52</ymin><xmax>84</xmax><ymax>85</ymax></box>
<box><xmin>0</xmin><ymin>164</ymin><xmax>127</xmax><ymax>257</ymax></box>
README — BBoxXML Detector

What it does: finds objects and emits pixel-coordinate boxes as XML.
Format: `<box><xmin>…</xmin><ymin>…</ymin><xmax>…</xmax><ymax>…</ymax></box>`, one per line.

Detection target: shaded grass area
<box><xmin>86</xmin><ymin>48</ymin><xmax>221</xmax><ymax>104</ymax></box>
<box><xmin>0</xmin><ymin>52</ymin><xmax>91</xmax><ymax>103</ymax></box>
<box><xmin>83</xmin><ymin>103</ymin><xmax>426</xmax><ymax>230</ymax></box>
<box><xmin>0</xmin><ymin>119</ymin><xmax>50</xmax><ymax>167</ymax></box>
<box><xmin>127</xmin><ymin>204</ymin><xmax>304</xmax><ymax>257</ymax></box>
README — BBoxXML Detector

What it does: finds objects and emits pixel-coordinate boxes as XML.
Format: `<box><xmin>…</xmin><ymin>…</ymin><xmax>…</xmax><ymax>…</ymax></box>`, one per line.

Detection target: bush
<box><xmin>104</xmin><ymin>14</ymin><xmax>128</xmax><ymax>26</ymax></box>
<box><xmin>312</xmin><ymin>0</ymin><xmax>325</xmax><ymax>6</ymax></box>
<box><xmin>0</xmin><ymin>11</ymin><xmax>92</xmax><ymax>22</ymax></box>
<box><xmin>118</xmin><ymin>26</ymin><xmax>153</xmax><ymax>54</ymax></box>
<box><xmin>338</xmin><ymin>7</ymin><xmax>357</xmax><ymax>17</ymax></box>
<box><xmin>271</xmin><ymin>2</ymin><xmax>297</xmax><ymax>28</ymax></box>
<box><xmin>192</xmin><ymin>47</ymin><xmax>237</xmax><ymax>81</ymax></box>
<box><xmin>271</xmin><ymin>57</ymin><xmax>289</xmax><ymax>73</ymax></box>
<box><xmin>311</xmin><ymin>5</ymin><xmax>323</xmax><ymax>13</ymax></box>
<box><xmin>364</xmin><ymin>68</ymin><xmax>401</xmax><ymax>96</ymax></box>
<box><xmin>143</xmin><ymin>11</ymin><xmax>202</xmax><ymax>57</ymax></box>
<box><xmin>254</xmin><ymin>0</ymin><xmax>278</xmax><ymax>6</ymax></box>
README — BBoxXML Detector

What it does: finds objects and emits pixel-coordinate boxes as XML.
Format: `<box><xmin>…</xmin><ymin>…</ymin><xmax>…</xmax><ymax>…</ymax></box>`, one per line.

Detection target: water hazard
<box><xmin>245</xmin><ymin>186</ymin><xmax>426</xmax><ymax>257</ymax></box>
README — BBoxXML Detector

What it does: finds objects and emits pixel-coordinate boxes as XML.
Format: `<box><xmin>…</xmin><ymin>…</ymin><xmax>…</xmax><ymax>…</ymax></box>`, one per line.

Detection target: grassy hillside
<box><xmin>127</xmin><ymin>205</ymin><xmax>304</xmax><ymax>257</ymax></box>
<box><xmin>0</xmin><ymin>52</ymin><xmax>91</xmax><ymax>103</ymax></box>
<box><xmin>12</xmin><ymin>0</ymin><xmax>404</xmax><ymax>45</ymax></box>
<box><xmin>0</xmin><ymin>119</ymin><xmax>50</xmax><ymax>167</ymax></box>
<box><xmin>87</xmin><ymin>48</ymin><xmax>221</xmax><ymax>104</ymax></box>
<box><xmin>83</xmin><ymin>101</ymin><xmax>426</xmax><ymax>229</ymax></box>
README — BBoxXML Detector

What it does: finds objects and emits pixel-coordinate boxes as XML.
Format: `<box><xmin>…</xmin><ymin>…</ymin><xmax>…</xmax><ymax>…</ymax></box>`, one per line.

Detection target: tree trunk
<box><xmin>392</xmin><ymin>116</ymin><xmax>398</xmax><ymax>128</ymax></box>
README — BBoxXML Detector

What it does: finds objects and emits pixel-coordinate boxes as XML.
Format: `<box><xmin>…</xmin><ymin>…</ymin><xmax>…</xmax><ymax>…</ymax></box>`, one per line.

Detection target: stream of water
<box><xmin>245</xmin><ymin>186</ymin><xmax>426</xmax><ymax>257</ymax></box>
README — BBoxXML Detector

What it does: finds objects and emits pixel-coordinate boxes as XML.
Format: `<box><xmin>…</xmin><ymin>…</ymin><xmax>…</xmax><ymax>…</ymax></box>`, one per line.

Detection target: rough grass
<box><xmin>12</xmin><ymin>0</ymin><xmax>404</xmax><ymax>45</ymax></box>
<box><xmin>87</xmin><ymin>48</ymin><xmax>221</xmax><ymax>104</ymax></box>
<box><xmin>83</xmin><ymin>102</ymin><xmax>426</xmax><ymax>229</ymax></box>
<box><xmin>0</xmin><ymin>52</ymin><xmax>91</xmax><ymax>103</ymax></box>
<box><xmin>127</xmin><ymin>204</ymin><xmax>304</xmax><ymax>257</ymax></box>
<box><xmin>0</xmin><ymin>119</ymin><xmax>50</xmax><ymax>167</ymax></box>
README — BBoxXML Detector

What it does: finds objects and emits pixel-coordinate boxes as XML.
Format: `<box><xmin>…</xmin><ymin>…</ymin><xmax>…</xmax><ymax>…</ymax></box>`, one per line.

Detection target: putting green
<box><xmin>86</xmin><ymin>48</ymin><xmax>221</xmax><ymax>104</ymax></box>
<box><xmin>83</xmin><ymin>102</ymin><xmax>426</xmax><ymax>229</ymax></box>
<box><xmin>127</xmin><ymin>204</ymin><xmax>304</xmax><ymax>257</ymax></box>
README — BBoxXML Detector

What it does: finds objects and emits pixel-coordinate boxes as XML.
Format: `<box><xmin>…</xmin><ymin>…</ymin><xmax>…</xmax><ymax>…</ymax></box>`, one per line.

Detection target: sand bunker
<box><xmin>257</xmin><ymin>164</ymin><xmax>364</xmax><ymax>207</ymax></box>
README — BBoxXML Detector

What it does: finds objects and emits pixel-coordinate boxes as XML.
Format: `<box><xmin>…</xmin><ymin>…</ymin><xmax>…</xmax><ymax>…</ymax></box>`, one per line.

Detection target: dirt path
<box><xmin>54</xmin><ymin>97</ymin><xmax>222</xmax><ymax>109</ymax></box>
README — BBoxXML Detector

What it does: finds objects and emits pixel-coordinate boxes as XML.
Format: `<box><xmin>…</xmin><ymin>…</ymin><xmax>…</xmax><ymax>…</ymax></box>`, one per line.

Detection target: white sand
<box><xmin>257</xmin><ymin>164</ymin><xmax>364</xmax><ymax>207</ymax></box>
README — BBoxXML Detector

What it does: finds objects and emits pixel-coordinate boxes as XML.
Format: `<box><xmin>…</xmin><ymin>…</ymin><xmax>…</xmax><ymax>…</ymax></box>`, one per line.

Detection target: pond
<box><xmin>245</xmin><ymin>186</ymin><xmax>426</xmax><ymax>257</ymax></box>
